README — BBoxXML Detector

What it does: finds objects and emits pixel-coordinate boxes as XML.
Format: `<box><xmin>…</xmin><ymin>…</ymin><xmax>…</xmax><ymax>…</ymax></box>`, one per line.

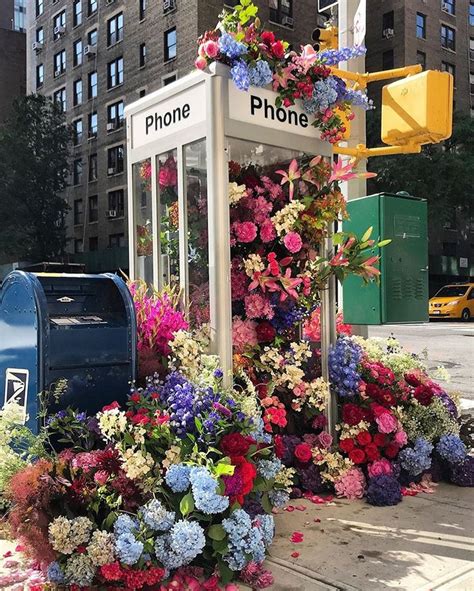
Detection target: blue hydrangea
<box><xmin>190</xmin><ymin>466</ymin><xmax>229</xmax><ymax>514</ymax></box>
<box><xmin>140</xmin><ymin>499</ymin><xmax>175</xmax><ymax>532</ymax></box>
<box><xmin>344</xmin><ymin>88</ymin><xmax>373</xmax><ymax>110</ymax></box>
<box><xmin>214</xmin><ymin>368</ymin><xmax>224</xmax><ymax>379</ymax></box>
<box><xmin>154</xmin><ymin>520</ymin><xmax>206</xmax><ymax>569</ymax></box>
<box><xmin>222</xmin><ymin>510</ymin><xmax>266</xmax><ymax>571</ymax></box>
<box><xmin>257</xmin><ymin>514</ymin><xmax>275</xmax><ymax>546</ymax></box>
<box><xmin>218</xmin><ymin>33</ymin><xmax>248</xmax><ymax>59</ymax></box>
<box><xmin>249</xmin><ymin>60</ymin><xmax>273</xmax><ymax>87</ymax></box>
<box><xmin>436</xmin><ymin>435</ymin><xmax>467</xmax><ymax>464</ymax></box>
<box><xmin>268</xmin><ymin>489</ymin><xmax>289</xmax><ymax>508</ymax></box>
<box><xmin>398</xmin><ymin>437</ymin><xmax>433</xmax><ymax>476</ymax></box>
<box><xmin>154</xmin><ymin>536</ymin><xmax>184</xmax><ymax>570</ymax></box>
<box><xmin>113</xmin><ymin>514</ymin><xmax>139</xmax><ymax>537</ymax></box>
<box><xmin>115</xmin><ymin>532</ymin><xmax>144</xmax><ymax>565</ymax></box>
<box><xmin>303</xmin><ymin>77</ymin><xmax>339</xmax><ymax>114</ymax></box>
<box><xmin>165</xmin><ymin>464</ymin><xmax>191</xmax><ymax>493</ymax></box>
<box><xmin>318</xmin><ymin>45</ymin><xmax>367</xmax><ymax>65</ymax></box>
<box><xmin>47</xmin><ymin>561</ymin><xmax>65</xmax><ymax>583</ymax></box>
<box><xmin>329</xmin><ymin>337</ymin><xmax>363</xmax><ymax>398</ymax></box>
<box><xmin>249</xmin><ymin>417</ymin><xmax>272</xmax><ymax>444</ymax></box>
<box><xmin>257</xmin><ymin>458</ymin><xmax>283</xmax><ymax>480</ymax></box>
<box><xmin>230</xmin><ymin>60</ymin><xmax>250</xmax><ymax>91</ymax></box>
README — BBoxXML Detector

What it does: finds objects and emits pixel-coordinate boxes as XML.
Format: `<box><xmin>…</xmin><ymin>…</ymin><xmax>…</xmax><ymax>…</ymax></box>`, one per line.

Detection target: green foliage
<box><xmin>403</xmin><ymin>398</ymin><xmax>459</xmax><ymax>443</ymax></box>
<box><xmin>0</xmin><ymin>94</ymin><xmax>72</xmax><ymax>262</ymax></box>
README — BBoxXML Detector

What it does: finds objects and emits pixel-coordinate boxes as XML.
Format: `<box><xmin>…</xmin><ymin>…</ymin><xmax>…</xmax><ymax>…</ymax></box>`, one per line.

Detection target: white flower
<box><xmin>87</xmin><ymin>530</ymin><xmax>115</xmax><ymax>566</ymax></box>
<box><xmin>228</xmin><ymin>182</ymin><xmax>247</xmax><ymax>205</ymax></box>
<box><xmin>271</xmin><ymin>201</ymin><xmax>305</xmax><ymax>236</ymax></box>
<box><xmin>98</xmin><ymin>408</ymin><xmax>127</xmax><ymax>440</ymax></box>
<box><xmin>121</xmin><ymin>447</ymin><xmax>154</xmax><ymax>480</ymax></box>
<box><xmin>243</xmin><ymin>254</ymin><xmax>265</xmax><ymax>277</ymax></box>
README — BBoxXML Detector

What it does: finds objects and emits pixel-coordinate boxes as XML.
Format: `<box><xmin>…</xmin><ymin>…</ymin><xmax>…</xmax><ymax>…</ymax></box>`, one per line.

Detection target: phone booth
<box><xmin>125</xmin><ymin>63</ymin><xmax>332</xmax><ymax>381</ymax></box>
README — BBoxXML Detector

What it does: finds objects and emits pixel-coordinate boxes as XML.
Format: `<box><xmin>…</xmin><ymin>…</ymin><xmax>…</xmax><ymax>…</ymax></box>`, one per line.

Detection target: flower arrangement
<box><xmin>196</xmin><ymin>0</ymin><xmax>372</xmax><ymax>143</ymax></box>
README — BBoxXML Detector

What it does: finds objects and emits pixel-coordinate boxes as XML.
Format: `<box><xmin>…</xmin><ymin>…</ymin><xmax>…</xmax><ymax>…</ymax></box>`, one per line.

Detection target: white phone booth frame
<box><xmin>126</xmin><ymin>62</ymin><xmax>332</xmax><ymax>383</ymax></box>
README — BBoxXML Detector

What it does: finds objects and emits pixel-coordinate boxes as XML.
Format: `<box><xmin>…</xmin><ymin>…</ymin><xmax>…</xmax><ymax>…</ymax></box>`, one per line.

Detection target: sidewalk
<box><xmin>265</xmin><ymin>483</ymin><xmax>474</xmax><ymax>591</ymax></box>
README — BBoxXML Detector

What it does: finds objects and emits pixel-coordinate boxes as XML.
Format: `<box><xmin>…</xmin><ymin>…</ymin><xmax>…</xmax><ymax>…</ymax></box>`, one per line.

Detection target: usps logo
<box><xmin>4</xmin><ymin>368</ymin><xmax>29</xmax><ymax>421</ymax></box>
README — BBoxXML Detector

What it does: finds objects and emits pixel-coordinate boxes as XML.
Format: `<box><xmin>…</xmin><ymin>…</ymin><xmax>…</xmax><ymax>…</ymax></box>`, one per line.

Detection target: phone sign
<box><xmin>4</xmin><ymin>368</ymin><xmax>29</xmax><ymax>422</ymax></box>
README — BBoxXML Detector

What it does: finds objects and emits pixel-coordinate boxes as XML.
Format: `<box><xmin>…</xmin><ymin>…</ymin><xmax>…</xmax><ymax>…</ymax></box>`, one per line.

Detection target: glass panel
<box><xmin>133</xmin><ymin>158</ymin><xmax>153</xmax><ymax>284</ymax></box>
<box><xmin>157</xmin><ymin>150</ymin><xmax>179</xmax><ymax>289</ymax></box>
<box><xmin>185</xmin><ymin>139</ymin><xmax>209</xmax><ymax>329</ymax></box>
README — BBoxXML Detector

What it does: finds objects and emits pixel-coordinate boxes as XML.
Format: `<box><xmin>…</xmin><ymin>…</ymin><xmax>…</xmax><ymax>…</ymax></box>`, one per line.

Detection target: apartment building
<box><xmin>0</xmin><ymin>0</ymin><xmax>26</xmax><ymax>123</ymax></box>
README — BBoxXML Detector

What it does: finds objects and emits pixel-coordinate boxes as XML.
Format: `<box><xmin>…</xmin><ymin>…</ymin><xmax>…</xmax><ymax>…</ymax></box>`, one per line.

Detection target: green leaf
<box><xmin>360</xmin><ymin>226</ymin><xmax>373</xmax><ymax>243</ymax></box>
<box><xmin>208</xmin><ymin>524</ymin><xmax>226</xmax><ymax>541</ymax></box>
<box><xmin>261</xmin><ymin>492</ymin><xmax>273</xmax><ymax>514</ymax></box>
<box><xmin>214</xmin><ymin>462</ymin><xmax>235</xmax><ymax>477</ymax></box>
<box><xmin>217</xmin><ymin>559</ymin><xmax>235</xmax><ymax>585</ymax></box>
<box><xmin>179</xmin><ymin>492</ymin><xmax>194</xmax><ymax>517</ymax></box>
<box><xmin>213</xmin><ymin>539</ymin><xmax>229</xmax><ymax>554</ymax></box>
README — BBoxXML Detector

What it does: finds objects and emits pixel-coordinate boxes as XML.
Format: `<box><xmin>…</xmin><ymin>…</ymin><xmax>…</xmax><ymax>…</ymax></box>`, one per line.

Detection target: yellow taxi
<box><xmin>429</xmin><ymin>283</ymin><xmax>474</xmax><ymax>321</ymax></box>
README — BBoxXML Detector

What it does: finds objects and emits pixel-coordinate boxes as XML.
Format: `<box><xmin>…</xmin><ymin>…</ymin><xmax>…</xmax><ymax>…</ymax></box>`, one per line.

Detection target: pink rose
<box><xmin>203</xmin><ymin>40</ymin><xmax>219</xmax><ymax>58</ymax></box>
<box><xmin>195</xmin><ymin>56</ymin><xmax>207</xmax><ymax>70</ymax></box>
<box><xmin>375</xmin><ymin>411</ymin><xmax>398</xmax><ymax>434</ymax></box>
<box><xmin>260</xmin><ymin>219</ymin><xmax>276</xmax><ymax>243</ymax></box>
<box><xmin>317</xmin><ymin>431</ymin><xmax>333</xmax><ymax>449</ymax></box>
<box><xmin>394</xmin><ymin>430</ymin><xmax>408</xmax><ymax>446</ymax></box>
<box><xmin>233</xmin><ymin>221</ymin><xmax>257</xmax><ymax>243</ymax></box>
<box><xmin>283</xmin><ymin>231</ymin><xmax>303</xmax><ymax>254</ymax></box>
<box><xmin>368</xmin><ymin>458</ymin><xmax>393</xmax><ymax>478</ymax></box>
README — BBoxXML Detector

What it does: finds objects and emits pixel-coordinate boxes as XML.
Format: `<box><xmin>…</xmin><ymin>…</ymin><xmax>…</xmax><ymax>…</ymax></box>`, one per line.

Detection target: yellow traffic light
<box><xmin>312</xmin><ymin>26</ymin><xmax>338</xmax><ymax>51</ymax></box>
<box><xmin>382</xmin><ymin>70</ymin><xmax>453</xmax><ymax>146</ymax></box>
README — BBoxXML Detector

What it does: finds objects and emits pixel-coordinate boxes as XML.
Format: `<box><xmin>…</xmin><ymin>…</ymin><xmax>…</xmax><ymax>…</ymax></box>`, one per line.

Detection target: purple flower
<box><xmin>449</xmin><ymin>456</ymin><xmax>474</xmax><ymax>487</ymax></box>
<box><xmin>366</xmin><ymin>474</ymin><xmax>402</xmax><ymax>506</ymax></box>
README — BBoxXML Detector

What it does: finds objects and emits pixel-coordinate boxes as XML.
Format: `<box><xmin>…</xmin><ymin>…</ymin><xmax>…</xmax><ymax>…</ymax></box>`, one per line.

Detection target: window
<box><xmin>88</xmin><ymin>70</ymin><xmax>98</xmax><ymax>99</ymax></box>
<box><xmin>88</xmin><ymin>111</ymin><xmax>98</xmax><ymax>137</ymax></box>
<box><xmin>416</xmin><ymin>13</ymin><xmax>426</xmax><ymax>39</ymax></box>
<box><xmin>139</xmin><ymin>43</ymin><xmax>147</xmax><ymax>67</ymax></box>
<box><xmin>36</xmin><ymin>64</ymin><xmax>44</xmax><ymax>88</ymax></box>
<box><xmin>88</xmin><ymin>0</ymin><xmax>97</xmax><ymax>16</ymax></box>
<box><xmin>107</xmin><ymin>100</ymin><xmax>124</xmax><ymax>128</ymax></box>
<box><xmin>108</xmin><ymin>189</ymin><xmax>125</xmax><ymax>215</ymax></box>
<box><xmin>72</xmin><ymin>118</ymin><xmax>83</xmax><ymax>144</ymax></box>
<box><xmin>73</xmin><ymin>79</ymin><xmax>83</xmax><ymax>105</ymax></box>
<box><xmin>89</xmin><ymin>236</ymin><xmax>98</xmax><ymax>251</ymax></box>
<box><xmin>73</xmin><ymin>160</ymin><xmax>83</xmax><ymax>186</ymax></box>
<box><xmin>36</xmin><ymin>0</ymin><xmax>44</xmax><ymax>17</ymax></box>
<box><xmin>53</xmin><ymin>11</ymin><xmax>66</xmax><ymax>40</ymax></box>
<box><xmin>441</xmin><ymin>24</ymin><xmax>455</xmax><ymax>51</ymax></box>
<box><xmin>435</xmin><ymin>285</ymin><xmax>467</xmax><ymax>297</ymax></box>
<box><xmin>107</xmin><ymin>146</ymin><xmax>124</xmax><ymax>174</ymax></box>
<box><xmin>88</xmin><ymin>28</ymin><xmax>98</xmax><ymax>46</ymax></box>
<box><xmin>54</xmin><ymin>50</ymin><xmax>66</xmax><ymax>75</ymax></box>
<box><xmin>53</xmin><ymin>87</ymin><xmax>66</xmax><ymax>112</ymax></box>
<box><xmin>382</xmin><ymin>11</ymin><xmax>394</xmax><ymax>34</ymax></box>
<box><xmin>74</xmin><ymin>239</ymin><xmax>84</xmax><ymax>253</ymax></box>
<box><xmin>269</xmin><ymin>0</ymin><xmax>292</xmax><ymax>25</ymax></box>
<box><xmin>139</xmin><ymin>88</ymin><xmax>146</xmax><ymax>97</ymax></box>
<box><xmin>73</xmin><ymin>0</ymin><xmax>83</xmax><ymax>26</ymax></box>
<box><xmin>164</xmin><ymin>0</ymin><xmax>177</xmax><ymax>12</ymax></box>
<box><xmin>36</xmin><ymin>27</ymin><xmax>44</xmax><ymax>44</ymax></box>
<box><xmin>441</xmin><ymin>61</ymin><xmax>455</xmax><ymax>84</ymax></box>
<box><xmin>382</xmin><ymin>50</ymin><xmax>394</xmax><ymax>70</ymax></box>
<box><xmin>107</xmin><ymin>57</ymin><xmax>124</xmax><ymax>88</ymax></box>
<box><xmin>470</xmin><ymin>2</ymin><xmax>474</xmax><ymax>26</ymax></box>
<box><xmin>74</xmin><ymin>199</ymin><xmax>84</xmax><ymax>224</ymax></box>
<box><xmin>13</xmin><ymin>0</ymin><xmax>26</xmax><ymax>32</ymax></box>
<box><xmin>163</xmin><ymin>73</ymin><xmax>177</xmax><ymax>86</ymax></box>
<box><xmin>441</xmin><ymin>0</ymin><xmax>455</xmax><ymax>15</ymax></box>
<box><xmin>73</xmin><ymin>39</ymin><xmax>83</xmax><ymax>66</ymax></box>
<box><xmin>164</xmin><ymin>28</ymin><xmax>176</xmax><ymax>61</ymax></box>
<box><xmin>107</xmin><ymin>12</ymin><xmax>123</xmax><ymax>45</ymax></box>
<box><xmin>471</xmin><ymin>38</ymin><xmax>474</xmax><ymax>61</ymax></box>
<box><xmin>89</xmin><ymin>195</ymin><xmax>98</xmax><ymax>222</ymax></box>
<box><xmin>416</xmin><ymin>51</ymin><xmax>426</xmax><ymax>69</ymax></box>
<box><xmin>109</xmin><ymin>233</ymin><xmax>125</xmax><ymax>248</ymax></box>
<box><xmin>470</xmin><ymin>72</ymin><xmax>474</xmax><ymax>94</ymax></box>
<box><xmin>139</xmin><ymin>0</ymin><xmax>147</xmax><ymax>20</ymax></box>
<box><xmin>89</xmin><ymin>153</ymin><xmax>98</xmax><ymax>181</ymax></box>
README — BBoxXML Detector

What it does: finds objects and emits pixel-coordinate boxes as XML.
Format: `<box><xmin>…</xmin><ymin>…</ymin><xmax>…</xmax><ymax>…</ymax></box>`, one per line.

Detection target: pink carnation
<box><xmin>375</xmin><ymin>411</ymin><xmax>398</xmax><ymax>434</ymax></box>
<box><xmin>260</xmin><ymin>219</ymin><xmax>276</xmax><ymax>243</ymax></box>
<box><xmin>251</xmin><ymin>196</ymin><xmax>273</xmax><ymax>224</ymax></box>
<box><xmin>232</xmin><ymin>317</ymin><xmax>258</xmax><ymax>353</ymax></box>
<box><xmin>283</xmin><ymin>231</ymin><xmax>303</xmax><ymax>254</ymax></box>
<box><xmin>334</xmin><ymin>468</ymin><xmax>366</xmax><ymax>500</ymax></box>
<box><xmin>368</xmin><ymin>458</ymin><xmax>393</xmax><ymax>478</ymax></box>
<box><xmin>233</xmin><ymin>221</ymin><xmax>257</xmax><ymax>243</ymax></box>
<box><xmin>244</xmin><ymin>294</ymin><xmax>274</xmax><ymax>320</ymax></box>
<box><xmin>261</xmin><ymin>176</ymin><xmax>283</xmax><ymax>200</ymax></box>
<box><xmin>394</xmin><ymin>430</ymin><xmax>408</xmax><ymax>446</ymax></box>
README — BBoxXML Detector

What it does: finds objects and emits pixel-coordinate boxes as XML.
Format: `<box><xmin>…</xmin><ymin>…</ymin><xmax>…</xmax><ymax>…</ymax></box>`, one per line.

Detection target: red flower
<box><xmin>413</xmin><ymin>384</ymin><xmax>434</xmax><ymax>406</ymax></box>
<box><xmin>256</xmin><ymin>383</ymin><xmax>269</xmax><ymax>399</ymax></box>
<box><xmin>370</xmin><ymin>403</ymin><xmax>389</xmax><ymax>418</ymax></box>
<box><xmin>256</xmin><ymin>321</ymin><xmax>276</xmax><ymax>343</ymax></box>
<box><xmin>404</xmin><ymin>371</ymin><xmax>422</xmax><ymax>387</ymax></box>
<box><xmin>294</xmin><ymin>443</ymin><xmax>313</xmax><ymax>463</ymax></box>
<box><xmin>339</xmin><ymin>438</ymin><xmax>356</xmax><ymax>453</ymax></box>
<box><xmin>76</xmin><ymin>545</ymin><xmax>87</xmax><ymax>554</ymax></box>
<box><xmin>102</xmin><ymin>401</ymin><xmax>120</xmax><ymax>411</ymax></box>
<box><xmin>365</xmin><ymin>383</ymin><xmax>380</xmax><ymax>398</ymax></box>
<box><xmin>220</xmin><ymin>432</ymin><xmax>254</xmax><ymax>457</ymax></box>
<box><xmin>356</xmin><ymin>431</ymin><xmax>372</xmax><ymax>446</ymax></box>
<box><xmin>261</xmin><ymin>31</ymin><xmax>275</xmax><ymax>45</ymax></box>
<box><xmin>342</xmin><ymin>403</ymin><xmax>365</xmax><ymax>426</ymax></box>
<box><xmin>225</xmin><ymin>455</ymin><xmax>257</xmax><ymax>504</ymax></box>
<box><xmin>100</xmin><ymin>562</ymin><xmax>122</xmax><ymax>581</ymax></box>
<box><xmin>384</xmin><ymin>443</ymin><xmax>399</xmax><ymax>459</ymax></box>
<box><xmin>130</xmin><ymin>393</ymin><xmax>141</xmax><ymax>403</ymax></box>
<box><xmin>349</xmin><ymin>449</ymin><xmax>366</xmax><ymax>464</ymax></box>
<box><xmin>274</xmin><ymin>434</ymin><xmax>285</xmax><ymax>459</ymax></box>
<box><xmin>364</xmin><ymin>443</ymin><xmax>380</xmax><ymax>461</ymax></box>
<box><xmin>373</xmin><ymin>433</ymin><xmax>387</xmax><ymax>448</ymax></box>
<box><xmin>271</xmin><ymin>40</ymin><xmax>285</xmax><ymax>58</ymax></box>
<box><xmin>377</xmin><ymin>389</ymin><xmax>397</xmax><ymax>407</ymax></box>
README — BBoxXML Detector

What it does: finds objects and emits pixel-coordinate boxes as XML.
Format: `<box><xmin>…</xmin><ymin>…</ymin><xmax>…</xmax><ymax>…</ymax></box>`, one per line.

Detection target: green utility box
<box><xmin>343</xmin><ymin>193</ymin><xmax>428</xmax><ymax>325</ymax></box>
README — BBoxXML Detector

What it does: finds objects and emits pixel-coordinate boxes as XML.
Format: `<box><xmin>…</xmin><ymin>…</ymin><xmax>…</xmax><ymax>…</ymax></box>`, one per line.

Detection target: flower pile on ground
<box><xmin>5</xmin><ymin>340</ymin><xmax>291</xmax><ymax>589</ymax></box>
<box><xmin>196</xmin><ymin>0</ymin><xmax>371</xmax><ymax>143</ymax></box>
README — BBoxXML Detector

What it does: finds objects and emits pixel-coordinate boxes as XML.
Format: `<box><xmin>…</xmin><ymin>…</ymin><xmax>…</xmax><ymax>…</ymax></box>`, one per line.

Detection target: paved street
<box><xmin>368</xmin><ymin>322</ymin><xmax>474</xmax><ymax>408</ymax></box>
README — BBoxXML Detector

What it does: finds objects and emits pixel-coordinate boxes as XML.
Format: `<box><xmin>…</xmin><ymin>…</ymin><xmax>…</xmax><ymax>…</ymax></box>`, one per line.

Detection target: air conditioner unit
<box><xmin>106</xmin><ymin>122</ymin><xmax>117</xmax><ymax>132</ymax></box>
<box><xmin>84</xmin><ymin>45</ymin><xmax>97</xmax><ymax>57</ymax></box>
<box><xmin>54</xmin><ymin>25</ymin><xmax>66</xmax><ymax>36</ymax></box>
<box><xmin>281</xmin><ymin>16</ymin><xmax>294</xmax><ymax>27</ymax></box>
<box><xmin>163</xmin><ymin>0</ymin><xmax>176</xmax><ymax>10</ymax></box>
<box><xmin>54</xmin><ymin>69</ymin><xmax>62</xmax><ymax>78</ymax></box>
<box><xmin>382</xmin><ymin>28</ymin><xmax>394</xmax><ymax>38</ymax></box>
<box><xmin>108</xmin><ymin>167</ymin><xmax>116</xmax><ymax>175</ymax></box>
<box><xmin>32</xmin><ymin>41</ymin><xmax>43</xmax><ymax>52</ymax></box>
<box><xmin>107</xmin><ymin>210</ymin><xmax>117</xmax><ymax>218</ymax></box>
<box><xmin>441</xmin><ymin>2</ymin><xmax>451</xmax><ymax>11</ymax></box>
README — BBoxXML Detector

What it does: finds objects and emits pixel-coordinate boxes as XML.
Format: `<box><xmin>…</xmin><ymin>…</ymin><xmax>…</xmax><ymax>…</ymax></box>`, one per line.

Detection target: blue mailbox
<box><xmin>0</xmin><ymin>272</ymin><xmax>137</xmax><ymax>432</ymax></box>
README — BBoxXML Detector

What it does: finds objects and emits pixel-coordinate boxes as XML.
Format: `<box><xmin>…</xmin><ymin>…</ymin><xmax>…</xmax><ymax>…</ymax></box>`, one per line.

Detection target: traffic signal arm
<box><xmin>330</xmin><ymin>64</ymin><xmax>422</xmax><ymax>89</ymax></box>
<box><xmin>334</xmin><ymin>143</ymin><xmax>422</xmax><ymax>159</ymax></box>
